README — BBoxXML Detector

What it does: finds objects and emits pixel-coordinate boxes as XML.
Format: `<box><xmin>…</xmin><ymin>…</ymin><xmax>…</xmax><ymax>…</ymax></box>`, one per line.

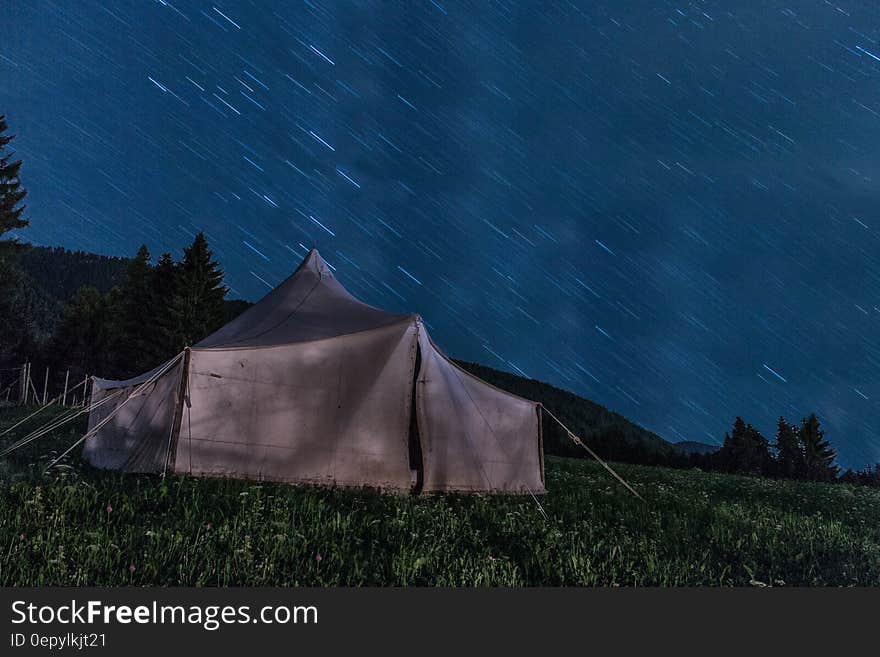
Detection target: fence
<box><xmin>0</xmin><ymin>363</ymin><xmax>90</xmax><ymax>408</ymax></box>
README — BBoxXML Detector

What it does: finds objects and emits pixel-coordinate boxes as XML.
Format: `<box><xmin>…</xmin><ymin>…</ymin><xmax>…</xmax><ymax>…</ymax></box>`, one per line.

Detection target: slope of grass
<box><xmin>1</xmin><ymin>406</ymin><xmax>878</xmax><ymax>586</ymax></box>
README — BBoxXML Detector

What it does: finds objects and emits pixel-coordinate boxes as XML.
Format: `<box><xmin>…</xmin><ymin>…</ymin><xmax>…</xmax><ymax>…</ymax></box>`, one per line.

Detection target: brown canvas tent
<box><xmin>83</xmin><ymin>249</ymin><xmax>545</xmax><ymax>494</ymax></box>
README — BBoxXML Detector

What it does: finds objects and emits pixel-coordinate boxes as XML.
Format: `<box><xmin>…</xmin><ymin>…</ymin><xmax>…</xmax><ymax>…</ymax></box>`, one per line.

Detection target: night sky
<box><xmin>3</xmin><ymin>1</ymin><xmax>879</xmax><ymax>467</ymax></box>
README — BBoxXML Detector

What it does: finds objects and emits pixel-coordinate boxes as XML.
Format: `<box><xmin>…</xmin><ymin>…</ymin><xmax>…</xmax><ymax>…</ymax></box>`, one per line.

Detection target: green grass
<box><xmin>1</xmin><ymin>406</ymin><xmax>879</xmax><ymax>586</ymax></box>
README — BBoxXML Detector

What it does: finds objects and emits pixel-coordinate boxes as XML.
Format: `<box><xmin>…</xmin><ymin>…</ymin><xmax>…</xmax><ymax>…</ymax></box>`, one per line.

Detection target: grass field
<box><xmin>1</xmin><ymin>406</ymin><xmax>879</xmax><ymax>586</ymax></box>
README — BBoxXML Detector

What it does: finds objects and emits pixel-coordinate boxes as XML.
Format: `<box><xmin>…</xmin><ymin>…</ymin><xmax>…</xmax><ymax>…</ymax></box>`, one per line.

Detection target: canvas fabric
<box><xmin>416</xmin><ymin>331</ymin><xmax>545</xmax><ymax>493</ymax></box>
<box><xmin>84</xmin><ymin>250</ymin><xmax>545</xmax><ymax>493</ymax></box>
<box><xmin>195</xmin><ymin>250</ymin><xmax>411</xmax><ymax>348</ymax></box>
<box><xmin>176</xmin><ymin>320</ymin><xmax>418</xmax><ymax>489</ymax></box>
<box><xmin>82</xmin><ymin>357</ymin><xmax>184</xmax><ymax>473</ymax></box>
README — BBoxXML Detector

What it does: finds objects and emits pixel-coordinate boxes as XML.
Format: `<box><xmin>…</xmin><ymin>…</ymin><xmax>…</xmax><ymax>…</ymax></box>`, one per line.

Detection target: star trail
<box><xmin>2</xmin><ymin>1</ymin><xmax>879</xmax><ymax>467</ymax></box>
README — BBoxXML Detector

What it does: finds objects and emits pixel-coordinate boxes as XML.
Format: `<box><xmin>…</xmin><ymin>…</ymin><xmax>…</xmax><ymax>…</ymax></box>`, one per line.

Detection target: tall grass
<box><xmin>1</xmin><ymin>406</ymin><xmax>878</xmax><ymax>586</ymax></box>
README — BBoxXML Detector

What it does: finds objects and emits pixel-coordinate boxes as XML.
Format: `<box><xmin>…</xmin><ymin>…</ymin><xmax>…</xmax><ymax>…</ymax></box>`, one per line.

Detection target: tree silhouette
<box><xmin>50</xmin><ymin>286</ymin><xmax>113</xmax><ymax>376</ymax></box>
<box><xmin>0</xmin><ymin>115</ymin><xmax>28</xmax><ymax>240</ymax></box>
<box><xmin>144</xmin><ymin>252</ymin><xmax>179</xmax><ymax>364</ymax></box>
<box><xmin>716</xmin><ymin>417</ymin><xmax>773</xmax><ymax>475</ymax></box>
<box><xmin>799</xmin><ymin>413</ymin><xmax>838</xmax><ymax>482</ymax></box>
<box><xmin>169</xmin><ymin>232</ymin><xmax>227</xmax><ymax>349</ymax></box>
<box><xmin>113</xmin><ymin>244</ymin><xmax>154</xmax><ymax>374</ymax></box>
<box><xmin>773</xmin><ymin>416</ymin><xmax>803</xmax><ymax>479</ymax></box>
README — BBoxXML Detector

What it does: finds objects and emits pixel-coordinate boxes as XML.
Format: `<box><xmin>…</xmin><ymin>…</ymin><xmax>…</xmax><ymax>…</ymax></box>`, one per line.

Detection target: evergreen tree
<box><xmin>716</xmin><ymin>417</ymin><xmax>773</xmax><ymax>475</ymax></box>
<box><xmin>0</xmin><ymin>115</ymin><xmax>28</xmax><ymax>241</ymax></box>
<box><xmin>111</xmin><ymin>245</ymin><xmax>154</xmax><ymax>375</ymax></box>
<box><xmin>799</xmin><ymin>414</ymin><xmax>839</xmax><ymax>482</ymax></box>
<box><xmin>717</xmin><ymin>417</ymin><xmax>745</xmax><ymax>473</ymax></box>
<box><xmin>50</xmin><ymin>286</ymin><xmax>112</xmax><ymax>376</ymax></box>
<box><xmin>144</xmin><ymin>252</ymin><xmax>179</xmax><ymax>364</ymax></box>
<box><xmin>839</xmin><ymin>469</ymin><xmax>859</xmax><ymax>486</ymax></box>
<box><xmin>0</xmin><ymin>115</ymin><xmax>36</xmax><ymax>360</ymax></box>
<box><xmin>170</xmin><ymin>232</ymin><xmax>227</xmax><ymax>349</ymax></box>
<box><xmin>773</xmin><ymin>416</ymin><xmax>803</xmax><ymax>479</ymax></box>
<box><xmin>0</xmin><ymin>259</ymin><xmax>58</xmax><ymax>367</ymax></box>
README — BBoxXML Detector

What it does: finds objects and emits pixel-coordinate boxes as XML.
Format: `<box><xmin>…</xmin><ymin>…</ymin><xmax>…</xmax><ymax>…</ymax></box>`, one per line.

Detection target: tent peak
<box><xmin>298</xmin><ymin>248</ymin><xmax>331</xmax><ymax>276</ymax></box>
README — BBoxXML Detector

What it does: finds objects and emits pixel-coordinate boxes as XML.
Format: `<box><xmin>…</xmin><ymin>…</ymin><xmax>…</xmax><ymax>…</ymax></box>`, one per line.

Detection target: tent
<box><xmin>83</xmin><ymin>249</ymin><xmax>545</xmax><ymax>494</ymax></box>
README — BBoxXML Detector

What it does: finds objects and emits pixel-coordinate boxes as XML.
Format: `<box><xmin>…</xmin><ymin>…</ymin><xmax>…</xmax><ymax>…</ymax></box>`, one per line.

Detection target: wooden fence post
<box><xmin>27</xmin><ymin>366</ymin><xmax>39</xmax><ymax>404</ymax></box>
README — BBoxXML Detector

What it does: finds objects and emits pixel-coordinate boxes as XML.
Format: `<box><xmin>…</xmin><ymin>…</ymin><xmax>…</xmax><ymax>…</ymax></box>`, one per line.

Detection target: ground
<box><xmin>1</xmin><ymin>406</ymin><xmax>878</xmax><ymax>586</ymax></box>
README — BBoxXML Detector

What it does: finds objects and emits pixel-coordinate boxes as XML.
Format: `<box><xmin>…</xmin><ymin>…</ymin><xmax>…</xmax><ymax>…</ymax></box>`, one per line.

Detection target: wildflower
<box><xmin>129</xmin><ymin>565</ymin><xmax>136</xmax><ymax>573</ymax></box>
<box><xmin>488</xmin><ymin>554</ymin><xmax>495</xmax><ymax>562</ymax></box>
<box><xmin>206</xmin><ymin>523</ymin><xmax>213</xmax><ymax>530</ymax></box>
<box><xmin>315</xmin><ymin>553</ymin><xmax>323</xmax><ymax>562</ymax></box>
<box><xmin>106</xmin><ymin>505</ymin><xmax>113</xmax><ymax>513</ymax></box>
<box><xmin>244</xmin><ymin>535</ymin><xmax>251</xmax><ymax>541</ymax></box>
<box><xmin>19</xmin><ymin>533</ymin><xmax>24</xmax><ymax>541</ymax></box>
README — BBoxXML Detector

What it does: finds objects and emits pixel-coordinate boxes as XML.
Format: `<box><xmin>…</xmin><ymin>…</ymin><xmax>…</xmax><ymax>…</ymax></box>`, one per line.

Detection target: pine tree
<box><xmin>0</xmin><ymin>116</ymin><xmax>34</xmax><ymax>356</ymax></box>
<box><xmin>744</xmin><ymin>423</ymin><xmax>773</xmax><ymax>475</ymax></box>
<box><xmin>773</xmin><ymin>417</ymin><xmax>803</xmax><ymax>479</ymax></box>
<box><xmin>716</xmin><ymin>417</ymin><xmax>773</xmax><ymax>475</ymax></box>
<box><xmin>145</xmin><ymin>252</ymin><xmax>180</xmax><ymax>364</ymax></box>
<box><xmin>0</xmin><ymin>115</ymin><xmax>28</xmax><ymax>241</ymax></box>
<box><xmin>0</xmin><ymin>260</ymin><xmax>56</xmax><ymax>367</ymax></box>
<box><xmin>170</xmin><ymin>232</ymin><xmax>227</xmax><ymax>349</ymax></box>
<box><xmin>839</xmin><ymin>469</ymin><xmax>859</xmax><ymax>485</ymax></box>
<box><xmin>51</xmin><ymin>286</ymin><xmax>112</xmax><ymax>376</ymax></box>
<box><xmin>112</xmin><ymin>245</ymin><xmax>154</xmax><ymax>374</ymax></box>
<box><xmin>799</xmin><ymin>414</ymin><xmax>839</xmax><ymax>482</ymax></box>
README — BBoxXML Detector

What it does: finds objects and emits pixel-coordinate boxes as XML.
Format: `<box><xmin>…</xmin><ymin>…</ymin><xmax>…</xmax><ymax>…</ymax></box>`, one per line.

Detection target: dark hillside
<box><xmin>455</xmin><ymin>360</ymin><xmax>680</xmax><ymax>465</ymax></box>
<box><xmin>17</xmin><ymin>245</ymin><xmax>128</xmax><ymax>300</ymax></box>
<box><xmin>674</xmin><ymin>440</ymin><xmax>720</xmax><ymax>456</ymax></box>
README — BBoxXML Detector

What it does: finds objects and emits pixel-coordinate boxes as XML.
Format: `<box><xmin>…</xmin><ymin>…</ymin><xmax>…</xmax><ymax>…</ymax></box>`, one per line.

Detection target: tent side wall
<box><xmin>82</xmin><ymin>358</ymin><xmax>185</xmax><ymax>473</ymax></box>
<box><xmin>176</xmin><ymin>320</ymin><xmax>419</xmax><ymax>490</ymax></box>
<box><xmin>415</xmin><ymin>328</ymin><xmax>545</xmax><ymax>494</ymax></box>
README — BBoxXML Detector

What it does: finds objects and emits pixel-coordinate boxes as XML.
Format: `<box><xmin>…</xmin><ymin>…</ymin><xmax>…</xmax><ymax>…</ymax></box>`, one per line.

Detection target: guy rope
<box><xmin>541</xmin><ymin>405</ymin><xmax>644</xmax><ymax>501</ymax></box>
<box><xmin>0</xmin><ymin>377</ymin><xmax>89</xmax><ymax>440</ymax></box>
<box><xmin>0</xmin><ymin>353</ymin><xmax>184</xmax><ymax>468</ymax></box>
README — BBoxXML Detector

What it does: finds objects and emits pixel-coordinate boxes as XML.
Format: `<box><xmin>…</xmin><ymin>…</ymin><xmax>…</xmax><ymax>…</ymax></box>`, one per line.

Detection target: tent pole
<box><xmin>163</xmin><ymin>349</ymin><xmax>190</xmax><ymax>477</ymax></box>
<box><xmin>42</xmin><ymin>367</ymin><xmax>49</xmax><ymax>405</ymax></box>
<box><xmin>62</xmin><ymin>370</ymin><xmax>69</xmax><ymax>406</ymax></box>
